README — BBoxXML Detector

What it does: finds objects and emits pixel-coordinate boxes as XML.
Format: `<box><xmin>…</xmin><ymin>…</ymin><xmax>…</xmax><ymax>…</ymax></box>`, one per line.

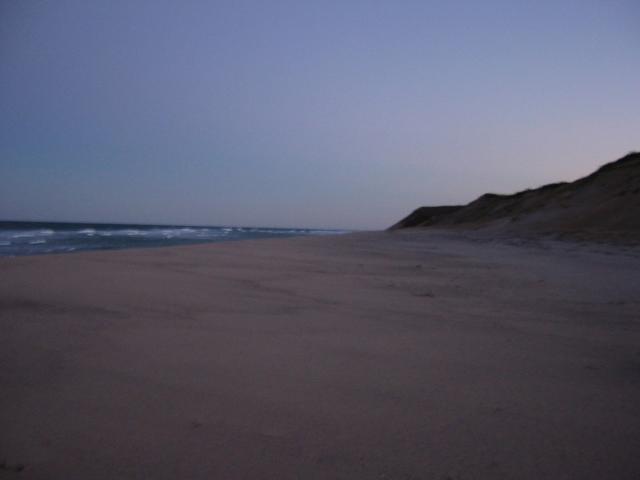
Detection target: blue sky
<box><xmin>1</xmin><ymin>0</ymin><xmax>638</xmax><ymax>229</ymax></box>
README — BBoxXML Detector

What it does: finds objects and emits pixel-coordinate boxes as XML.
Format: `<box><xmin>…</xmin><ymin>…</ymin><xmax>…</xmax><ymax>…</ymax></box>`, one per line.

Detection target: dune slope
<box><xmin>391</xmin><ymin>152</ymin><xmax>640</xmax><ymax>238</ymax></box>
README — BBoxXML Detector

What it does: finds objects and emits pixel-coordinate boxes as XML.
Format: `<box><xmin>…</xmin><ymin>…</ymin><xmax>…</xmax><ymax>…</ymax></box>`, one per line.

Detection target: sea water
<box><xmin>0</xmin><ymin>221</ymin><xmax>348</xmax><ymax>256</ymax></box>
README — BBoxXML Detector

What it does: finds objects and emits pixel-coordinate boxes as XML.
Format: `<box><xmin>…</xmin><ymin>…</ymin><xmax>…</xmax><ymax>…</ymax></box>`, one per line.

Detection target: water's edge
<box><xmin>0</xmin><ymin>221</ymin><xmax>349</xmax><ymax>256</ymax></box>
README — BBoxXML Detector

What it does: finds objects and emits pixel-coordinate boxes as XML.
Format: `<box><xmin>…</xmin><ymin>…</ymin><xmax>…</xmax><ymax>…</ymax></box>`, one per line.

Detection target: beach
<box><xmin>2</xmin><ymin>230</ymin><xmax>640</xmax><ymax>479</ymax></box>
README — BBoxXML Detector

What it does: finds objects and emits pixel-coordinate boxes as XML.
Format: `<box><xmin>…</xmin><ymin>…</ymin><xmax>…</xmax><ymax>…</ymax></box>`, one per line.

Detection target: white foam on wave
<box><xmin>0</xmin><ymin>241</ymin><xmax>11</xmax><ymax>246</ymax></box>
<box><xmin>155</xmin><ymin>227</ymin><xmax>215</xmax><ymax>238</ymax></box>
<box><xmin>10</xmin><ymin>229</ymin><xmax>55</xmax><ymax>238</ymax></box>
<box><xmin>122</xmin><ymin>229</ymin><xmax>146</xmax><ymax>236</ymax></box>
<box><xmin>29</xmin><ymin>240</ymin><xmax>47</xmax><ymax>245</ymax></box>
<box><xmin>78</xmin><ymin>228</ymin><xmax>97</xmax><ymax>235</ymax></box>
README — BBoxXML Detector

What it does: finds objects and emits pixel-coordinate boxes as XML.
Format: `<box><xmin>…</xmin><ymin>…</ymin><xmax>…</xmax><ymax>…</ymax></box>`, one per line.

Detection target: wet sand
<box><xmin>1</xmin><ymin>230</ymin><xmax>640</xmax><ymax>479</ymax></box>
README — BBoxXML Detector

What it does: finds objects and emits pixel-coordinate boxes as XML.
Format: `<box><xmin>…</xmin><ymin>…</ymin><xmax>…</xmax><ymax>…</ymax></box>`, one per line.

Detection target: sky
<box><xmin>1</xmin><ymin>0</ymin><xmax>639</xmax><ymax>230</ymax></box>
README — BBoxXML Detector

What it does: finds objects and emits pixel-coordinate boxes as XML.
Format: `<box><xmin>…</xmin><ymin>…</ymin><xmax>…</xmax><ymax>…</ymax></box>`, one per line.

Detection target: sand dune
<box><xmin>388</xmin><ymin>206</ymin><xmax>463</xmax><ymax>230</ymax></box>
<box><xmin>391</xmin><ymin>152</ymin><xmax>640</xmax><ymax>239</ymax></box>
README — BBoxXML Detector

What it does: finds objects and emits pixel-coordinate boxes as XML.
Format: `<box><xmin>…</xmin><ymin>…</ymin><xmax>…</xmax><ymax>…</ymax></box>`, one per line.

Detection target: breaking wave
<box><xmin>0</xmin><ymin>221</ymin><xmax>349</xmax><ymax>256</ymax></box>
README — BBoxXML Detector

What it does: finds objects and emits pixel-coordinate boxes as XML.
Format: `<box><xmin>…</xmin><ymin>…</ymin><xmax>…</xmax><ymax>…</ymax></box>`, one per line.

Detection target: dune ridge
<box><xmin>390</xmin><ymin>152</ymin><xmax>640</xmax><ymax>238</ymax></box>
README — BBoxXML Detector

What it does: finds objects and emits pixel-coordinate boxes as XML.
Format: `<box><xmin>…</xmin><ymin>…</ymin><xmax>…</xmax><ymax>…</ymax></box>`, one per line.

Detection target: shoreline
<box><xmin>3</xmin><ymin>226</ymin><xmax>639</xmax><ymax>260</ymax></box>
<box><xmin>0</xmin><ymin>221</ymin><xmax>350</xmax><ymax>257</ymax></box>
<box><xmin>2</xmin><ymin>230</ymin><xmax>639</xmax><ymax>479</ymax></box>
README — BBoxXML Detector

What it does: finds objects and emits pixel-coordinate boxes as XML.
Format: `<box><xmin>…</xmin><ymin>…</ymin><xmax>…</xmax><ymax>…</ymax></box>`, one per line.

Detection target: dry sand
<box><xmin>1</xmin><ymin>230</ymin><xmax>640</xmax><ymax>479</ymax></box>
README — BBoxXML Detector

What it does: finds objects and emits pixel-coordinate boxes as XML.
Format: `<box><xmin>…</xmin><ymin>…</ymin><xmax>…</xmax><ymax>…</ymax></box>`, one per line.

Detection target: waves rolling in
<box><xmin>0</xmin><ymin>221</ymin><xmax>348</xmax><ymax>256</ymax></box>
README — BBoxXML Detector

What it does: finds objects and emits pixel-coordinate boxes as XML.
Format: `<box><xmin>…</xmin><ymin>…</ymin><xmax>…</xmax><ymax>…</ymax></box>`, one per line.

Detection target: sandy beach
<box><xmin>2</xmin><ymin>230</ymin><xmax>640</xmax><ymax>479</ymax></box>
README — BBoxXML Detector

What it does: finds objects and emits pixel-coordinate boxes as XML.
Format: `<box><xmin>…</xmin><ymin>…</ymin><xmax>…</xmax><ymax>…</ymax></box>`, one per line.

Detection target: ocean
<box><xmin>0</xmin><ymin>221</ymin><xmax>348</xmax><ymax>256</ymax></box>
